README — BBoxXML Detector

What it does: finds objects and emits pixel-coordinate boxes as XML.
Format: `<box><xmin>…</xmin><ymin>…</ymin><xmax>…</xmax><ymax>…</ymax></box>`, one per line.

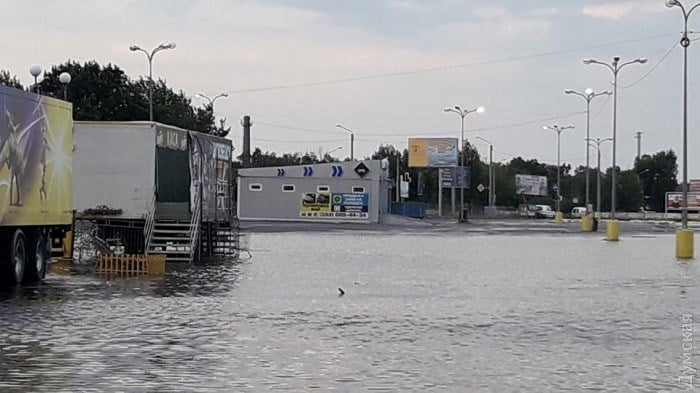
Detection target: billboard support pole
<box><xmin>395</xmin><ymin>154</ymin><xmax>400</xmax><ymax>203</ymax></box>
<box><xmin>438</xmin><ymin>169</ymin><xmax>443</xmax><ymax>217</ymax></box>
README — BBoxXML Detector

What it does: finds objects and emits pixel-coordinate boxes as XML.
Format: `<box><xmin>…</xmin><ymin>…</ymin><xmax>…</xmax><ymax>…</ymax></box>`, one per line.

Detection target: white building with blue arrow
<box><xmin>236</xmin><ymin>160</ymin><xmax>391</xmax><ymax>223</ymax></box>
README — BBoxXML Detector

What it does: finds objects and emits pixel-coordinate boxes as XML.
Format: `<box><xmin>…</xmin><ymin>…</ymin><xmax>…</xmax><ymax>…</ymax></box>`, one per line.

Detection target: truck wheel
<box><xmin>1</xmin><ymin>230</ymin><xmax>27</xmax><ymax>285</ymax></box>
<box><xmin>24</xmin><ymin>231</ymin><xmax>48</xmax><ymax>283</ymax></box>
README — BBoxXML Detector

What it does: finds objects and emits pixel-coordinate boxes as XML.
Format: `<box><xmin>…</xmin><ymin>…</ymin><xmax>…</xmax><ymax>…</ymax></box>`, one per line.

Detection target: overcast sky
<box><xmin>3</xmin><ymin>0</ymin><xmax>699</xmax><ymax>177</ymax></box>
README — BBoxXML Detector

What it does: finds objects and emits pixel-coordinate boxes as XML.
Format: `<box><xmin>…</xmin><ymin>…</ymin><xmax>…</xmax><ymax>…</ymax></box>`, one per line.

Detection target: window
<box><xmin>352</xmin><ymin>186</ymin><xmax>365</xmax><ymax>193</ymax></box>
<box><xmin>282</xmin><ymin>184</ymin><xmax>295</xmax><ymax>192</ymax></box>
<box><xmin>249</xmin><ymin>183</ymin><xmax>262</xmax><ymax>191</ymax></box>
<box><xmin>317</xmin><ymin>185</ymin><xmax>330</xmax><ymax>193</ymax></box>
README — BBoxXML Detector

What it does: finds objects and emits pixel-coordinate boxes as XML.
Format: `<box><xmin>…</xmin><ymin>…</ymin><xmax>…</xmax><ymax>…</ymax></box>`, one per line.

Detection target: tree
<box><xmin>0</xmin><ymin>70</ymin><xmax>24</xmax><ymax>90</ymax></box>
<box><xmin>35</xmin><ymin>60</ymin><xmax>215</xmax><ymax>133</ymax></box>
<box><xmin>634</xmin><ymin>150</ymin><xmax>678</xmax><ymax>212</ymax></box>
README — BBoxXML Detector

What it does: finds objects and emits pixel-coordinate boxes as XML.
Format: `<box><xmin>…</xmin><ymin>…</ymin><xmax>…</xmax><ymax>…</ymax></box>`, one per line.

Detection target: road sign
<box><xmin>354</xmin><ymin>163</ymin><xmax>370</xmax><ymax>177</ymax></box>
<box><xmin>477</xmin><ymin>183</ymin><xmax>485</xmax><ymax>193</ymax></box>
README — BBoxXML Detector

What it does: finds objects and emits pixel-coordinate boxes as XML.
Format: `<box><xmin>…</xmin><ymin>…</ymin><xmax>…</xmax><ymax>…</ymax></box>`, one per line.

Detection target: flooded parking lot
<box><xmin>1</xmin><ymin>229</ymin><xmax>698</xmax><ymax>391</ymax></box>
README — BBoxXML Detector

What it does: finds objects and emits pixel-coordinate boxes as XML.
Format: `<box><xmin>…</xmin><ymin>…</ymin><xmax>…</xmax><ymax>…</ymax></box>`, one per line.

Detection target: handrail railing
<box><xmin>188</xmin><ymin>190</ymin><xmax>201</xmax><ymax>264</ymax></box>
<box><xmin>143</xmin><ymin>191</ymin><xmax>157</xmax><ymax>254</ymax></box>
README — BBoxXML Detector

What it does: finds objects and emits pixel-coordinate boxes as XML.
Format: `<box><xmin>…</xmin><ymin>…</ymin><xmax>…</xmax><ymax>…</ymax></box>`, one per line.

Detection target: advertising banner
<box><xmin>189</xmin><ymin>132</ymin><xmax>233</xmax><ymax>221</ymax></box>
<box><xmin>440</xmin><ymin>167</ymin><xmax>470</xmax><ymax>189</ymax></box>
<box><xmin>690</xmin><ymin>180</ymin><xmax>700</xmax><ymax>192</ymax></box>
<box><xmin>300</xmin><ymin>192</ymin><xmax>369</xmax><ymax>220</ymax></box>
<box><xmin>408</xmin><ymin>138</ymin><xmax>458</xmax><ymax>167</ymax></box>
<box><xmin>666</xmin><ymin>192</ymin><xmax>700</xmax><ymax>212</ymax></box>
<box><xmin>0</xmin><ymin>87</ymin><xmax>73</xmax><ymax>225</ymax></box>
<box><xmin>515</xmin><ymin>174</ymin><xmax>548</xmax><ymax>196</ymax></box>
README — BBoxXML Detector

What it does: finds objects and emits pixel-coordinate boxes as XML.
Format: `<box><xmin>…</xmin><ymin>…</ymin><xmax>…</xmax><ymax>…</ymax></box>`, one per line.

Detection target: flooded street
<box><xmin>1</xmin><ymin>230</ymin><xmax>698</xmax><ymax>391</ymax></box>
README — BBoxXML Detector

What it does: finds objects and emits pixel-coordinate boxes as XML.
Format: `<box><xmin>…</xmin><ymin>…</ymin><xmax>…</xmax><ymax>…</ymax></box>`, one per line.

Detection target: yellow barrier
<box><xmin>97</xmin><ymin>254</ymin><xmax>166</xmax><ymax>277</ymax></box>
<box><xmin>606</xmin><ymin>220</ymin><xmax>620</xmax><ymax>241</ymax></box>
<box><xmin>676</xmin><ymin>229</ymin><xmax>694</xmax><ymax>259</ymax></box>
<box><xmin>581</xmin><ymin>215</ymin><xmax>593</xmax><ymax>232</ymax></box>
<box><xmin>555</xmin><ymin>212</ymin><xmax>564</xmax><ymax>223</ymax></box>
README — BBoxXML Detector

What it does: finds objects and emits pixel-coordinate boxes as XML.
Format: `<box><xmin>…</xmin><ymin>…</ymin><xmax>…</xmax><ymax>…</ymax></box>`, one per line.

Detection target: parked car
<box><xmin>571</xmin><ymin>207</ymin><xmax>587</xmax><ymax>218</ymax></box>
<box><xmin>518</xmin><ymin>204</ymin><xmax>537</xmax><ymax>219</ymax></box>
<box><xmin>535</xmin><ymin>205</ymin><xmax>556</xmax><ymax>219</ymax></box>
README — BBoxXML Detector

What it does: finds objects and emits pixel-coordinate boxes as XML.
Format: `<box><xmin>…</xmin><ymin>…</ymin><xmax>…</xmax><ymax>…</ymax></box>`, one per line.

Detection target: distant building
<box><xmin>237</xmin><ymin>160</ymin><xmax>391</xmax><ymax>223</ymax></box>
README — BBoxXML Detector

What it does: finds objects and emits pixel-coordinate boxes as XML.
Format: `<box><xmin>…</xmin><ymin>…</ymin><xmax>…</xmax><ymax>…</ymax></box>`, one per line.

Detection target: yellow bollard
<box><xmin>594</xmin><ymin>212</ymin><xmax>601</xmax><ymax>219</ymax></box>
<box><xmin>676</xmin><ymin>229</ymin><xmax>694</xmax><ymax>259</ymax></box>
<box><xmin>606</xmin><ymin>219</ymin><xmax>620</xmax><ymax>241</ymax></box>
<box><xmin>555</xmin><ymin>212</ymin><xmax>564</xmax><ymax>223</ymax></box>
<box><xmin>581</xmin><ymin>215</ymin><xmax>592</xmax><ymax>232</ymax></box>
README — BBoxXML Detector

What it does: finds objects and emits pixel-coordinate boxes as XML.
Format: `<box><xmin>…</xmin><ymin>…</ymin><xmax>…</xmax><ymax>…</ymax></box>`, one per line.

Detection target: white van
<box><xmin>571</xmin><ymin>207</ymin><xmax>587</xmax><ymax>218</ymax></box>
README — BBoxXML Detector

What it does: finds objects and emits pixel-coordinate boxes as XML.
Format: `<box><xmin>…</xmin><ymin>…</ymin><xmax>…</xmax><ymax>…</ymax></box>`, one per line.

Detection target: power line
<box><xmin>256</xmin><ymin>121</ymin><xmax>333</xmax><ymax>135</ymax></box>
<box><xmin>227</xmin><ymin>33</ymin><xmax>676</xmax><ymax>95</ymax></box>
<box><xmin>253</xmin><ymin>137</ymin><xmax>346</xmax><ymax>144</ymax></box>
<box><xmin>464</xmin><ymin>111</ymin><xmax>585</xmax><ymax>133</ymax></box>
<box><xmin>620</xmin><ymin>40</ymin><xmax>678</xmax><ymax>89</ymax></box>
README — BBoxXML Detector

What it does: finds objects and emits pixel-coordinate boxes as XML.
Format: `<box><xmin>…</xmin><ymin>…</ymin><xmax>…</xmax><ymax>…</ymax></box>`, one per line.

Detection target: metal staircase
<box><xmin>200</xmin><ymin>217</ymin><xmax>245</xmax><ymax>258</ymax></box>
<box><xmin>145</xmin><ymin>193</ymin><xmax>201</xmax><ymax>263</ymax></box>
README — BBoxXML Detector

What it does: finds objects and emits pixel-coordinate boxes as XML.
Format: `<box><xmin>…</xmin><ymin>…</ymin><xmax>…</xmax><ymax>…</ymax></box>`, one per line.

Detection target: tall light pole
<box><xmin>564</xmin><ymin>88</ymin><xmax>611</xmax><ymax>212</ymax></box>
<box><xmin>29</xmin><ymin>64</ymin><xmax>42</xmax><ymax>94</ymax></box>
<box><xmin>59</xmin><ymin>72</ymin><xmax>71</xmax><ymax>101</ymax></box>
<box><xmin>542</xmin><ymin>125</ymin><xmax>574</xmax><ymax>215</ymax></box>
<box><xmin>335</xmin><ymin>123</ymin><xmax>355</xmax><ymax>160</ymax></box>
<box><xmin>444</xmin><ymin>105</ymin><xmax>485</xmax><ymax>222</ymax></box>
<box><xmin>583</xmin><ymin>56</ymin><xmax>646</xmax><ymax>219</ymax></box>
<box><xmin>195</xmin><ymin>92</ymin><xmax>228</xmax><ymax>132</ymax></box>
<box><xmin>666</xmin><ymin>1</ymin><xmax>699</xmax><ymax>238</ymax></box>
<box><xmin>129</xmin><ymin>42</ymin><xmax>176</xmax><ymax>122</ymax></box>
<box><xmin>475</xmin><ymin>136</ymin><xmax>494</xmax><ymax>207</ymax></box>
<box><xmin>586</xmin><ymin>137</ymin><xmax>613</xmax><ymax>217</ymax></box>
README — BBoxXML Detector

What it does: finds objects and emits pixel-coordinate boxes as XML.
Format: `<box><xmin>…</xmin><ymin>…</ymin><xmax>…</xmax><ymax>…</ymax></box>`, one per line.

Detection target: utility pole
<box><xmin>635</xmin><ymin>131</ymin><xmax>642</xmax><ymax>161</ymax></box>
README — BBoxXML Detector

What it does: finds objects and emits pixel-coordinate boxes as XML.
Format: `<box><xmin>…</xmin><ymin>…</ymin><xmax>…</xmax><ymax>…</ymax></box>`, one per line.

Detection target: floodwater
<box><xmin>1</xmin><ymin>230</ymin><xmax>698</xmax><ymax>392</ymax></box>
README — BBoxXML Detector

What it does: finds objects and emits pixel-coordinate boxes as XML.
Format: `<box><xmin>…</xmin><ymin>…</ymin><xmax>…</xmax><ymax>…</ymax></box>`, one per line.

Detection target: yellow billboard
<box><xmin>0</xmin><ymin>87</ymin><xmax>73</xmax><ymax>225</ymax></box>
<box><xmin>408</xmin><ymin>137</ymin><xmax>458</xmax><ymax>167</ymax></box>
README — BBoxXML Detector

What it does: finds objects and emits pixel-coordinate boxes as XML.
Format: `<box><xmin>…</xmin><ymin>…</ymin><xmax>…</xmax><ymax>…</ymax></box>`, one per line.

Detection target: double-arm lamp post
<box><xmin>586</xmin><ymin>137</ymin><xmax>613</xmax><ymax>217</ymax></box>
<box><xmin>564</xmin><ymin>88</ymin><xmax>611</xmax><ymax>213</ymax></box>
<box><xmin>129</xmin><ymin>42</ymin><xmax>177</xmax><ymax>122</ymax></box>
<box><xmin>195</xmin><ymin>92</ymin><xmax>229</xmax><ymax>132</ymax></box>
<box><xmin>583</xmin><ymin>56</ymin><xmax>646</xmax><ymax>219</ymax></box>
<box><xmin>542</xmin><ymin>125</ymin><xmax>574</xmax><ymax>214</ymax></box>
<box><xmin>666</xmin><ymin>0</ymin><xmax>699</xmax><ymax>231</ymax></box>
<box><xmin>444</xmin><ymin>105</ymin><xmax>485</xmax><ymax>222</ymax></box>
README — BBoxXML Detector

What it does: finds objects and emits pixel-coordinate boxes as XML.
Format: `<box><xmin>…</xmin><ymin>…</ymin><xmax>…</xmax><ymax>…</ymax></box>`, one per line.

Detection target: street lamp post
<box><xmin>564</xmin><ymin>88</ymin><xmax>611</xmax><ymax>213</ymax></box>
<box><xmin>666</xmin><ymin>0</ymin><xmax>699</xmax><ymax>259</ymax></box>
<box><xmin>327</xmin><ymin>146</ymin><xmax>343</xmax><ymax>156</ymax></box>
<box><xmin>444</xmin><ymin>105</ymin><xmax>485</xmax><ymax>222</ymax></box>
<box><xmin>666</xmin><ymin>0</ymin><xmax>699</xmax><ymax>231</ymax></box>
<box><xmin>29</xmin><ymin>64</ymin><xmax>42</xmax><ymax>94</ymax></box>
<box><xmin>195</xmin><ymin>92</ymin><xmax>229</xmax><ymax>133</ymax></box>
<box><xmin>335</xmin><ymin>124</ymin><xmax>355</xmax><ymax>160</ymax></box>
<box><xmin>586</xmin><ymin>137</ymin><xmax>613</xmax><ymax>217</ymax></box>
<box><xmin>475</xmin><ymin>136</ymin><xmax>494</xmax><ymax>207</ymax></box>
<box><xmin>129</xmin><ymin>42</ymin><xmax>176</xmax><ymax>122</ymax></box>
<box><xmin>59</xmin><ymin>72</ymin><xmax>71</xmax><ymax>101</ymax></box>
<box><xmin>542</xmin><ymin>125</ymin><xmax>574</xmax><ymax>216</ymax></box>
<box><xmin>583</xmin><ymin>56</ymin><xmax>647</xmax><ymax>219</ymax></box>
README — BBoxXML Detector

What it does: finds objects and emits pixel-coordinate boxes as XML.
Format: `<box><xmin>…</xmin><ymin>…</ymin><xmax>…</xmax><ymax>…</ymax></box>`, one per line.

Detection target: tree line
<box><xmin>1</xmin><ymin>61</ymin><xmax>229</xmax><ymax>136</ymax></box>
<box><xmin>2</xmin><ymin>62</ymin><xmax>679</xmax><ymax>212</ymax></box>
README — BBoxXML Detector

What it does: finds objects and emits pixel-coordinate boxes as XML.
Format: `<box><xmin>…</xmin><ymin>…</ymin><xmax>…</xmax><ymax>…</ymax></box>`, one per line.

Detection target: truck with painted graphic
<box><xmin>0</xmin><ymin>86</ymin><xmax>73</xmax><ymax>284</ymax></box>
